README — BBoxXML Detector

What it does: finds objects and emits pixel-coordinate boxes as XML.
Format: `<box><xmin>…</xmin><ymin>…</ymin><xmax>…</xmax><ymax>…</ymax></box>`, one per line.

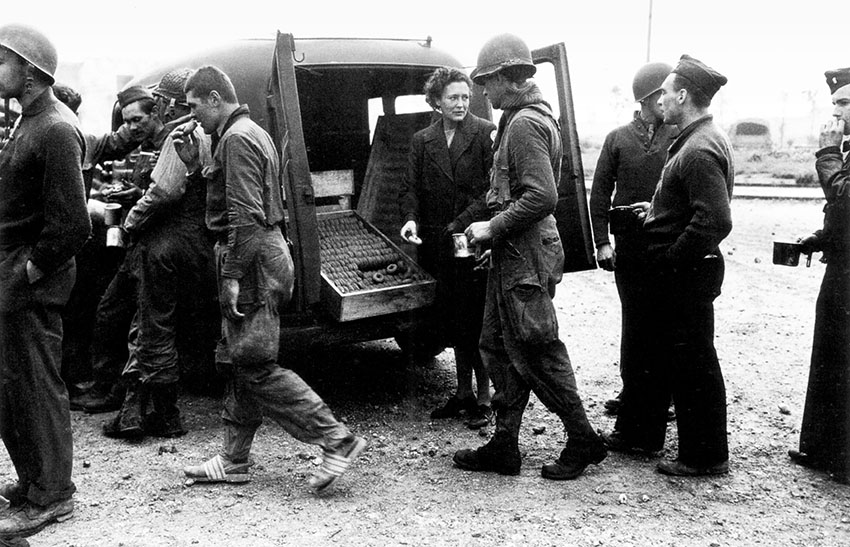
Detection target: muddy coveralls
<box><xmin>0</xmin><ymin>89</ymin><xmax>90</xmax><ymax>506</ymax></box>
<box><xmin>479</xmin><ymin>87</ymin><xmax>602</xmax><ymax>459</ymax></box>
<box><xmin>207</xmin><ymin>106</ymin><xmax>354</xmax><ymax>462</ymax></box>
<box><xmin>113</xmin><ymin>124</ymin><xmax>218</xmax><ymax>435</ymax></box>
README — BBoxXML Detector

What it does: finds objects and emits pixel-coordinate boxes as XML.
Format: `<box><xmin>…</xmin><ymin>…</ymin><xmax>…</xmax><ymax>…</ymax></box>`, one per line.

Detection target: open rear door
<box><xmin>268</xmin><ymin>32</ymin><xmax>321</xmax><ymax>309</ymax></box>
<box><xmin>532</xmin><ymin>43</ymin><xmax>596</xmax><ymax>273</ymax></box>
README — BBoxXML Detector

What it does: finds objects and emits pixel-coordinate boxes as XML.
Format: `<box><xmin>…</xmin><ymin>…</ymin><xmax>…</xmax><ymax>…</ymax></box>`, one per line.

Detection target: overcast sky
<box><xmin>4</xmin><ymin>0</ymin><xmax>844</xmax><ymax>141</ymax></box>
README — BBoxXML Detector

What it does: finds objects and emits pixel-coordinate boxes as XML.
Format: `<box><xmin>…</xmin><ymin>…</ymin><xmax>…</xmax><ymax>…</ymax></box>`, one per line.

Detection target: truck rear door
<box><xmin>532</xmin><ymin>43</ymin><xmax>596</xmax><ymax>273</ymax></box>
<box><xmin>268</xmin><ymin>32</ymin><xmax>321</xmax><ymax>310</ymax></box>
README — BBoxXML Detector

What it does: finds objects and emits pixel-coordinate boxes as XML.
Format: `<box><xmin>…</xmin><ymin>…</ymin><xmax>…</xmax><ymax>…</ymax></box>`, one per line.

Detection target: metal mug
<box><xmin>773</xmin><ymin>240</ymin><xmax>802</xmax><ymax>267</ymax></box>
<box><xmin>452</xmin><ymin>233</ymin><xmax>473</xmax><ymax>258</ymax></box>
<box><xmin>103</xmin><ymin>203</ymin><xmax>122</xmax><ymax>226</ymax></box>
<box><xmin>608</xmin><ymin>206</ymin><xmax>640</xmax><ymax>235</ymax></box>
<box><xmin>105</xmin><ymin>225</ymin><xmax>125</xmax><ymax>248</ymax></box>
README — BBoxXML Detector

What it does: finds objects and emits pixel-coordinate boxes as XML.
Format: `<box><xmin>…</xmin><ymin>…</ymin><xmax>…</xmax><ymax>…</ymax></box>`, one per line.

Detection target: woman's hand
<box><xmin>400</xmin><ymin>220</ymin><xmax>421</xmax><ymax>245</ymax></box>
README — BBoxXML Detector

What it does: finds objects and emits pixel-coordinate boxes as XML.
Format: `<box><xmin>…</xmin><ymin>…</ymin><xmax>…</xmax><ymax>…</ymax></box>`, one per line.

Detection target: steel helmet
<box><xmin>632</xmin><ymin>62</ymin><xmax>672</xmax><ymax>102</ymax></box>
<box><xmin>0</xmin><ymin>24</ymin><xmax>57</xmax><ymax>85</ymax></box>
<box><xmin>154</xmin><ymin>68</ymin><xmax>192</xmax><ymax>106</ymax></box>
<box><xmin>471</xmin><ymin>33</ymin><xmax>536</xmax><ymax>85</ymax></box>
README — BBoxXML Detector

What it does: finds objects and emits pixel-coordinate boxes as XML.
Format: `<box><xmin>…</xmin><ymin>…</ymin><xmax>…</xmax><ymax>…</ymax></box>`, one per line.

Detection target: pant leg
<box><xmin>479</xmin><ymin>270</ymin><xmax>529</xmax><ymax>438</ymax></box>
<box><xmin>174</xmin><ymin>229</ymin><xmax>218</xmax><ymax>389</ymax></box>
<box><xmin>217</xmin><ymin>230</ymin><xmax>349</xmax><ymax>456</ymax></box>
<box><xmin>61</xmin><ymin>223</ymin><xmax>120</xmax><ymax>388</ymax></box>
<box><xmin>89</xmin><ymin>248</ymin><xmax>139</xmax><ymax>386</ymax></box>
<box><xmin>614</xmin><ymin>265</ymin><xmax>647</xmax><ymax>403</ymax></box>
<box><xmin>613</xmin><ymin>265</ymin><xmax>671</xmax><ymax>449</ymax></box>
<box><xmin>670</xmin><ymin>292</ymin><xmax>728</xmax><ymax>467</ymax></box>
<box><xmin>0</xmin><ymin>263</ymin><xmax>77</xmax><ymax>506</ymax></box>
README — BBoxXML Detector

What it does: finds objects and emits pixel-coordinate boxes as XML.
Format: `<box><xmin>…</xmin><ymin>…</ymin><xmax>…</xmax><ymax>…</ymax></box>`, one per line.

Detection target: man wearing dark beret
<box><xmin>68</xmin><ymin>85</ymin><xmax>167</xmax><ymax>414</ymax></box>
<box><xmin>605</xmin><ymin>54</ymin><xmax>734</xmax><ymax>476</ymax></box>
<box><xmin>788</xmin><ymin>67</ymin><xmax>850</xmax><ymax>484</ymax></box>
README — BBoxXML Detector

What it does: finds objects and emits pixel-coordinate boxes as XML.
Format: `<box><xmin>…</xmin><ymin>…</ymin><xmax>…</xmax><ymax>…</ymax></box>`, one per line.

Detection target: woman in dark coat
<box><xmin>400</xmin><ymin>67</ymin><xmax>496</xmax><ymax>427</ymax></box>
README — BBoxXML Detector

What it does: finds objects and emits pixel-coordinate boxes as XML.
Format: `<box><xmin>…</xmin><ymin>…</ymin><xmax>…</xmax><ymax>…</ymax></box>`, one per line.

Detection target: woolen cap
<box><xmin>117</xmin><ymin>86</ymin><xmax>153</xmax><ymax>109</ymax></box>
<box><xmin>671</xmin><ymin>54</ymin><xmax>727</xmax><ymax>99</ymax></box>
<box><xmin>825</xmin><ymin>68</ymin><xmax>850</xmax><ymax>95</ymax></box>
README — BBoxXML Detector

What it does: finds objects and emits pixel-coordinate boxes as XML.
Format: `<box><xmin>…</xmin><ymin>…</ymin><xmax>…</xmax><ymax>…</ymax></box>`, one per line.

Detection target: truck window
<box><xmin>368</xmin><ymin>95</ymin><xmax>430</xmax><ymax>143</ymax></box>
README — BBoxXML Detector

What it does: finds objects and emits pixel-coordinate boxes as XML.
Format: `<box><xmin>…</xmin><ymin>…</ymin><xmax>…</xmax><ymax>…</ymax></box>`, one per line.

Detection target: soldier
<box><xmin>175</xmin><ymin>66</ymin><xmax>365</xmax><ymax>492</ymax></box>
<box><xmin>0</xmin><ymin>24</ymin><xmax>90</xmax><ymax>538</ymax></box>
<box><xmin>452</xmin><ymin>34</ymin><xmax>607</xmax><ymax>480</ymax></box>
<box><xmin>606</xmin><ymin>55</ymin><xmax>733</xmax><ymax>476</ymax></box>
<box><xmin>788</xmin><ymin>67</ymin><xmax>850</xmax><ymax>485</ymax></box>
<box><xmin>70</xmin><ymin>86</ymin><xmax>166</xmax><ymax>414</ymax></box>
<box><xmin>103</xmin><ymin>69</ymin><xmax>218</xmax><ymax>440</ymax></box>
<box><xmin>589</xmin><ymin>62</ymin><xmax>676</xmax><ymax>418</ymax></box>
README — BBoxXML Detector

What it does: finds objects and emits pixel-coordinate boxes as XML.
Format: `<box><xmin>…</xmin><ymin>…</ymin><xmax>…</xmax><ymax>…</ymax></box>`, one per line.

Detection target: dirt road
<box><xmin>6</xmin><ymin>198</ymin><xmax>850</xmax><ymax>546</ymax></box>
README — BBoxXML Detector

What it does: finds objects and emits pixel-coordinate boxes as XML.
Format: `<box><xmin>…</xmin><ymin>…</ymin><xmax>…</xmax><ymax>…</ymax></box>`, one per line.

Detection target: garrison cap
<box><xmin>672</xmin><ymin>54</ymin><xmax>727</xmax><ymax>99</ymax></box>
<box><xmin>825</xmin><ymin>68</ymin><xmax>850</xmax><ymax>95</ymax></box>
<box><xmin>117</xmin><ymin>86</ymin><xmax>153</xmax><ymax>109</ymax></box>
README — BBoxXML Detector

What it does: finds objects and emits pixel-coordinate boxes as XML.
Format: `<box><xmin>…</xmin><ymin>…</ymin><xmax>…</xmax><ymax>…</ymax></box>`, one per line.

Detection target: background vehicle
<box><xmin>119</xmin><ymin>32</ymin><xmax>595</xmax><ymax>358</ymax></box>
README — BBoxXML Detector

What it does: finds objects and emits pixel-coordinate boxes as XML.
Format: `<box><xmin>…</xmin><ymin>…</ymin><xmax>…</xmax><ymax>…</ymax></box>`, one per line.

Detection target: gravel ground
<box><xmin>5</xmin><ymin>197</ymin><xmax>850</xmax><ymax>547</ymax></box>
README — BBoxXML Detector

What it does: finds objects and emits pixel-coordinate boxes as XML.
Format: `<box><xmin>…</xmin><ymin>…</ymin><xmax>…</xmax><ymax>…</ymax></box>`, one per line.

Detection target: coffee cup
<box><xmin>103</xmin><ymin>203</ymin><xmax>122</xmax><ymax>226</ymax></box>
<box><xmin>773</xmin><ymin>240</ymin><xmax>802</xmax><ymax>267</ymax></box>
<box><xmin>609</xmin><ymin>206</ymin><xmax>640</xmax><ymax>235</ymax></box>
<box><xmin>106</xmin><ymin>225</ymin><xmax>125</xmax><ymax>248</ymax></box>
<box><xmin>452</xmin><ymin>233</ymin><xmax>473</xmax><ymax>258</ymax></box>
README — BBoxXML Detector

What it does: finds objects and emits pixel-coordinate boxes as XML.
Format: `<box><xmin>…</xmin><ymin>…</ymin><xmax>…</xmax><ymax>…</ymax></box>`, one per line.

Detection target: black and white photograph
<box><xmin>0</xmin><ymin>1</ymin><xmax>848</xmax><ymax>545</ymax></box>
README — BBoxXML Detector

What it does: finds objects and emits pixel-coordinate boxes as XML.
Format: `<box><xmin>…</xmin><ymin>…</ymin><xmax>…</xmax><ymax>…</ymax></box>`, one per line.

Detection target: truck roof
<box><xmin>122</xmin><ymin>36</ymin><xmax>465</xmax><ymax>132</ymax></box>
<box><xmin>126</xmin><ymin>36</ymin><xmax>464</xmax><ymax>88</ymax></box>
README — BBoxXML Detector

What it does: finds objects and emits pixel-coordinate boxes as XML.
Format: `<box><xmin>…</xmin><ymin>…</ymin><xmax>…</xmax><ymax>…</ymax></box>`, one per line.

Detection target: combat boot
<box><xmin>102</xmin><ymin>384</ymin><xmax>146</xmax><ymax>439</ymax></box>
<box><xmin>73</xmin><ymin>383</ymin><xmax>125</xmax><ymax>414</ymax></box>
<box><xmin>452</xmin><ymin>431</ymin><xmax>521</xmax><ymax>475</ymax></box>
<box><xmin>144</xmin><ymin>384</ymin><xmax>186</xmax><ymax>438</ymax></box>
<box><xmin>541</xmin><ymin>439</ymin><xmax>607</xmax><ymax>481</ymax></box>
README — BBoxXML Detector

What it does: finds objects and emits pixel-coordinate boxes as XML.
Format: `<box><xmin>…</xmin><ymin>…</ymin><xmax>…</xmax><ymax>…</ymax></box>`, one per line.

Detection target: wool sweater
<box><xmin>643</xmin><ymin>115</ymin><xmax>733</xmax><ymax>264</ymax></box>
<box><xmin>0</xmin><ymin>88</ymin><xmax>90</xmax><ymax>274</ymax></box>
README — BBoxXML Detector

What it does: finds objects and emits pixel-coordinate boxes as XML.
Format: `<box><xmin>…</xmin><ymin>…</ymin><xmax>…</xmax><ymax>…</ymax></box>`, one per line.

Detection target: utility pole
<box><xmin>646</xmin><ymin>0</ymin><xmax>653</xmax><ymax>62</ymax></box>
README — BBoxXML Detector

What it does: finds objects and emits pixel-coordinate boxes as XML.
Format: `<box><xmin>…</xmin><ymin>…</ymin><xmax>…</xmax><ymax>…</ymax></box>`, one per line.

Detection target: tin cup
<box><xmin>773</xmin><ymin>240</ymin><xmax>801</xmax><ymax>267</ymax></box>
<box><xmin>608</xmin><ymin>206</ymin><xmax>640</xmax><ymax>235</ymax></box>
<box><xmin>103</xmin><ymin>203</ymin><xmax>122</xmax><ymax>226</ymax></box>
<box><xmin>452</xmin><ymin>233</ymin><xmax>473</xmax><ymax>258</ymax></box>
<box><xmin>105</xmin><ymin>225</ymin><xmax>125</xmax><ymax>248</ymax></box>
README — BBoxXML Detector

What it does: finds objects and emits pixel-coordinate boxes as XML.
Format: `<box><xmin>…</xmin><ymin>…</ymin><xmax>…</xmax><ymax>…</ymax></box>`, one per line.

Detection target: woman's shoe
<box><xmin>465</xmin><ymin>405</ymin><xmax>492</xmax><ymax>430</ymax></box>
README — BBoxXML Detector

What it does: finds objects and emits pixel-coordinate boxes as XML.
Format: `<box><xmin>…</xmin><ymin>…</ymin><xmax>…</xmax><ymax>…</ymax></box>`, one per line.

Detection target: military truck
<box><xmin>116</xmin><ymin>32</ymin><xmax>595</xmax><ymax>357</ymax></box>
